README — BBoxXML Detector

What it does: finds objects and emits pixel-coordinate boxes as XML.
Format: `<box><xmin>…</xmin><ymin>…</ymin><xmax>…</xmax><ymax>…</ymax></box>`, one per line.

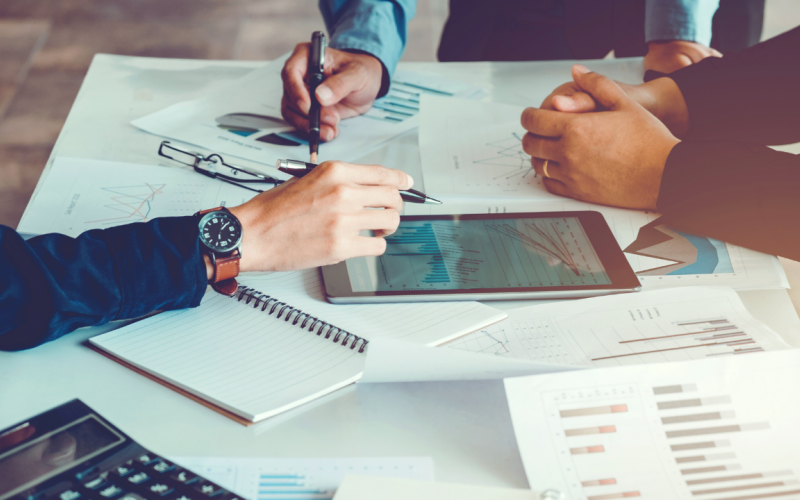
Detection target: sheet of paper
<box><xmin>333</xmin><ymin>475</ymin><xmax>549</xmax><ymax>500</ymax></box>
<box><xmin>132</xmin><ymin>56</ymin><xmax>484</xmax><ymax>170</ymax></box>
<box><xmin>504</xmin><ymin>349</ymin><xmax>800</xmax><ymax>499</ymax></box>
<box><xmin>17</xmin><ymin>157</ymin><xmax>258</xmax><ymax>237</ymax></box>
<box><xmin>448</xmin><ymin>286</ymin><xmax>790</xmax><ymax>367</ymax></box>
<box><xmin>418</xmin><ymin>96</ymin><xmax>559</xmax><ymax>200</ymax></box>
<box><xmin>405</xmin><ymin>201</ymin><xmax>789</xmax><ymax>291</ymax></box>
<box><xmin>89</xmin><ymin>269</ymin><xmax>506</xmax><ymax>422</ymax></box>
<box><xmin>170</xmin><ymin>457</ymin><xmax>434</xmax><ymax>500</ymax></box>
<box><xmin>360</xmin><ymin>338</ymin><xmax>580</xmax><ymax>383</ymax></box>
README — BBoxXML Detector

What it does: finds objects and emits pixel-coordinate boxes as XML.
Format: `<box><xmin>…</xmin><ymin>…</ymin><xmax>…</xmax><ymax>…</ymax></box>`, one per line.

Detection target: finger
<box><xmin>353</xmin><ymin>209</ymin><xmax>402</xmax><ymax>234</ymax></box>
<box><xmin>351</xmin><ymin>234</ymin><xmax>388</xmax><ymax>257</ymax></box>
<box><xmin>552</xmin><ymin>92</ymin><xmax>596</xmax><ymax>113</ymax></box>
<box><xmin>320</xmin><ymin>162</ymin><xmax>414</xmax><ymax>189</ymax></box>
<box><xmin>571</xmin><ymin>65</ymin><xmax>630</xmax><ymax>111</ymax></box>
<box><xmin>531</xmin><ymin>157</ymin><xmax>568</xmax><ymax>183</ymax></box>
<box><xmin>520</xmin><ymin>108</ymin><xmax>571</xmax><ymax>137</ymax></box>
<box><xmin>315</xmin><ymin>66</ymin><xmax>372</xmax><ymax>107</ymax></box>
<box><xmin>710</xmin><ymin>47</ymin><xmax>723</xmax><ymax>58</ymax></box>
<box><xmin>357</xmin><ymin>185</ymin><xmax>404</xmax><ymax>212</ymax></box>
<box><xmin>281</xmin><ymin>44</ymin><xmax>312</xmax><ymax>114</ymax></box>
<box><xmin>542</xmin><ymin>177</ymin><xmax>571</xmax><ymax>198</ymax></box>
<box><xmin>522</xmin><ymin>132</ymin><xmax>563</xmax><ymax>163</ymax></box>
<box><xmin>281</xmin><ymin>99</ymin><xmax>310</xmax><ymax>132</ymax></box>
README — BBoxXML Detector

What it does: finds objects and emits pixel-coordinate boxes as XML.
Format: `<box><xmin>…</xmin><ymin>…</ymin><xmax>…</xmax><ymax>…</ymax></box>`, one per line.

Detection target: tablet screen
<box><xmin>345</xmin><ymin>216</ymin><xmax>611</xmax><ymax>292</ymax></box>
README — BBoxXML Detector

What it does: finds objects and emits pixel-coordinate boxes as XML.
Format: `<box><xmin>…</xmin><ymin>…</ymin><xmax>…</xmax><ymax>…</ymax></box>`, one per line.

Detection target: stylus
<box><xmin>308</xmin><ymin>31</ymin><xmax>326</xmax><ymax>164</ymax></box>
<box><xmin>276</xmin><ymin>159</ymin><xmax>443</xmax><ymax>205</ymax></box>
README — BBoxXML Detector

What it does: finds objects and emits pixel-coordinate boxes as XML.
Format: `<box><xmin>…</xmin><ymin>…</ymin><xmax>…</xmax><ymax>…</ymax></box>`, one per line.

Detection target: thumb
<box><xmin>571</xmin><ymin>65</ymin><xmax>630</xmax><ymax>111</ymax></box>
<box><xmin>315</xmin><ymin>69</ymin><xmax>365</xmax><ymax>106</ymax></box>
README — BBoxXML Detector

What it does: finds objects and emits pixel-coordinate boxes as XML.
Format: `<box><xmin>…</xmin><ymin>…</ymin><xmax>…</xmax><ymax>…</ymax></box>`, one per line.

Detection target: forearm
<box><xmin>668</xmin><ymin>26</ymin><xmax>800</xmax><ymax>144</ymax></box>
<box><xmin>657</xmin><ymin>141</ymin><xmax>800</xmax><ymax>259</ymax></box>
<box><xmin>319</xmin><ymin>0</ymin><xmax>416</xmax><ymax>77</ymax></box>
<box><xmin>645</xmin><ymin>0</ymin><xmax>719</xmax><ymax>45</ymax></box>
<box><xmin>0</xmin><ymin>217</ymin><xmax>207</xmax><ymax>351</ymax></box>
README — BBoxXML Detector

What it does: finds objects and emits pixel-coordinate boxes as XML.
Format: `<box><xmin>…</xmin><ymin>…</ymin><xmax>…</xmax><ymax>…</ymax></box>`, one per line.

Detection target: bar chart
<box><xmin>505</xmin><ymin>350</ymin><xmax>800</xmax><ymax>500</ymax></box>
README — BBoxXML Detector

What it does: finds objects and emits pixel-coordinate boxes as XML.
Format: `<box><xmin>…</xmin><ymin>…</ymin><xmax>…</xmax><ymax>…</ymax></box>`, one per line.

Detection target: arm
<box><xmin>644</xmin><ymin>0</ymin><xmax>722</xmax><ymax>75</ymax></box>
<box><xmin>281</xmin><ymin>0</ymin><xmax>417</xmax><ymax>140</ymax></box>
<box><xmin>0</xmin><ymin>161</ymin><xmax>412</xmax><ymax>351</ymax></box>
<box><xmin>657</xmin><ymin>141</ymin><xmax>800</xmax><ymax>259</ymax></box>
<box><xmin>0</xmin><ymin>217</ymin><xmax>207</xmax><ymax>351</ymax></box>
<box><xmin>320</xmin><ymin>0</ymin><xmax>417</xmax><ymax>79</ymax></box>
<box><xmin>668</xmin><ymin>25</ymin><xmax>800</xmax><ymax>144</ymax></box>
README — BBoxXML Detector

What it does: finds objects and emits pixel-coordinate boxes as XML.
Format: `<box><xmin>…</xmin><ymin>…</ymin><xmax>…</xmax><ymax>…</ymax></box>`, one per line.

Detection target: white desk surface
<box><xmin>3</xmin><ymin>55</ymin><xmax>800</xmax><ymax>489</ymax></box>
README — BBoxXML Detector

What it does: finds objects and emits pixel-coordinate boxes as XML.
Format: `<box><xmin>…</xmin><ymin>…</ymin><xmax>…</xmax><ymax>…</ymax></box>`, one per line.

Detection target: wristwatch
<box><xmin>195</xmin><ymin>207</ymin><xmax>243</xmax><ymax>296</ymax></box>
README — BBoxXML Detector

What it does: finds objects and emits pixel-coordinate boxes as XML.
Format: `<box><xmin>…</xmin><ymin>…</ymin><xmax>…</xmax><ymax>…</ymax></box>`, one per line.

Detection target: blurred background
<box><xmin>0</xmin><ymin>0</ymin><xmax>799</xmax><ymax>228</ymax></box>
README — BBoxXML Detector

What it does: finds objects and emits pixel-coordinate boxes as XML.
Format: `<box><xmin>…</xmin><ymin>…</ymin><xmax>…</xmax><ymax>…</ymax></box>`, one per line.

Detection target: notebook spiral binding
<box><xmin>232</xmin><ymin>286</ymin><xmax>369</xmax><ymax>353</ymax></box>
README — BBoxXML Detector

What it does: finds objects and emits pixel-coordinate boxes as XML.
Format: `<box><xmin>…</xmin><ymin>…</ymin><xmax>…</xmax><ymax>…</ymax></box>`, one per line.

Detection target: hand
<box><xmin>220</xmin><ymin>162</ymin><xmax>411</xmax><ymax>274</ymax></box>
<box><xmin>644</xmin><ymin>40</ymin><xmax>722</xmax><ymax>75</ymax></box>
<box><xmin>281</xmin><ymin>43</ymin><xmax>383</xmax><ymax>142</ymax></box>
<box><xmin>540</xmin><ymin>65</ymin><xmax>691</xmax><ymax>138</ymax></box>
<box><xmin>521</xmin><ymin>67</ymin><xmax>680</xmax><ymax>210</ymax></box>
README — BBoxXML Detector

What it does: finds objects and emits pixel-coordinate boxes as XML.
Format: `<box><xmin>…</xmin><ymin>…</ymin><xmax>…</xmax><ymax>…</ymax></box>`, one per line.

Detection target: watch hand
<box><xmin>220</xmin><ymin>222</ymin><xmax>229</xmax><ymax>230</ymax></box>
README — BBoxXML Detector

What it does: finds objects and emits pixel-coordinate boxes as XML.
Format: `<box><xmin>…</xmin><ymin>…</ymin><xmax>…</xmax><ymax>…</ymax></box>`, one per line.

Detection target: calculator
<box><xmin>0</xmin><ymin>400</ymin><xmax>244</xmax><ymax>500</ymax></box>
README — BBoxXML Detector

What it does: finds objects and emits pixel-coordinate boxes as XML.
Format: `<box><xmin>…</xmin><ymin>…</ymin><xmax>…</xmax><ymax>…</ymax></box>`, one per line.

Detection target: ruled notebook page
<box><xmin>90</xmin><ymin>270</ymin><xmax>506</xmax><ymax>422</ymax></box>
<box><xmin>240</xmin><ymin>269</ymin><xmax>507</xmax><ymax>346</ymax></box>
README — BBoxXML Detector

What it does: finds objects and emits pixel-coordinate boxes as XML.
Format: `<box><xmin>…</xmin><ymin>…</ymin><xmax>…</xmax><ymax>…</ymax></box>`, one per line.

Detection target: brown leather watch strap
<box><xmin>197</xmin><ymin>206</ymin><xmax>241</xmax><ymax>297</ymax></box>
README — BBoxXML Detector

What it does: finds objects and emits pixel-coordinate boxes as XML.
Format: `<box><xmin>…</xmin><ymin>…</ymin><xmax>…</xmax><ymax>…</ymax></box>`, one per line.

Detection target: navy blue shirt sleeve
<box><xmin>0</xmin><ymin>216</ymin><xmax>208</xmax><ymax>351</ymax></box>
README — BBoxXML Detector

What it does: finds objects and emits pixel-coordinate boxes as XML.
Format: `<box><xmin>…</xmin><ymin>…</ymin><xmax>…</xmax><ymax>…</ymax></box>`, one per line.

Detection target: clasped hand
<box><xmin>521</xmin><ymin>65</ymin><xmax>687</xmax><ymax>210</ymax></box>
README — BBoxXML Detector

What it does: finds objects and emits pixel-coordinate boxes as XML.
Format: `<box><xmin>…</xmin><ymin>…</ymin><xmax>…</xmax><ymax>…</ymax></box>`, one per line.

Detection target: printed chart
<box><xmin>172</xmin><ymin>457</ymin><xmax>434</xmax><ymax>500</ymax></box>
<box><xmin>506</xmin><ymin>351</ymin><xmax>800</xmax><ymax>500</ymax></box>
<box><xmin>375</xmin><ymin>217</ymin><xmax>610</xmax><ymax>291</ymax></box>
<box><xmin>447</xmin><ymin>287</ymin><xmax>790</xmax><ymax>367</ymax></box>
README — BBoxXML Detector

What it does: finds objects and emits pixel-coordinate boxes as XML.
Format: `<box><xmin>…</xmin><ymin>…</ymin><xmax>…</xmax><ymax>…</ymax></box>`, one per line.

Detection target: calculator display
<box><xmin>0</xmin><ymin>415</ymin><xmax>124</xmax><ymax>500</ymax></box>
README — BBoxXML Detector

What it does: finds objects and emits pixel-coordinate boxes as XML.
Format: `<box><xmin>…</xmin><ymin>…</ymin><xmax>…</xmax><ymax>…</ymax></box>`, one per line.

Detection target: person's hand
<box><xmin>281</xmin><ymin>44</ymin><xmax>383</xmax><ymax>142</ymax></box>
<box><xmin>521</xmin><ymin>67</ymin><xmax>680</xmax><ymax>210</ymax></box>
<box><xmin>539</xmin><ymin>65</ymin><xmax>691</xmax><ymax>138</ymax></box>
<box><xmin>644</xmin><ymin>40</ymin><xmax>722</xmax><ymax>75</ymax></box>
<box><xmin>222</xmin><ymin>162</ymin><xmax>411</xmax><ymax>273</ymax></box>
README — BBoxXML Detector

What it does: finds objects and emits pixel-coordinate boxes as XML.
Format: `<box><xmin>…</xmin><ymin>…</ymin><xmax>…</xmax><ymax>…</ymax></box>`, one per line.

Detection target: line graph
<box><xmin>488</xmin><ymin>221</ymin><xmax>581</xmax><ymax>276</ymax></box>
<box><xmin>85</xmin><ymin>183</ymin><xmax>166</xmax><ymax>225</ymax></box>
<box><xmin>472</xmin><ymin>133</ymin><xmax>535</xmax><ymax>180</ymax></box>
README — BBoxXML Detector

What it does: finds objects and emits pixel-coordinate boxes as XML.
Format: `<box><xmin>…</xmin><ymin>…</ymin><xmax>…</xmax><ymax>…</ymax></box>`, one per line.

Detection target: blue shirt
<box><xmin>321</xmin><ymin>0</ymin><xmax>721</xmax><ymax>76</ymax></box>
<box><xmin>0</xmin><ymin>217</ymin><xmax>207</xmax><ymax>350</ymax></box>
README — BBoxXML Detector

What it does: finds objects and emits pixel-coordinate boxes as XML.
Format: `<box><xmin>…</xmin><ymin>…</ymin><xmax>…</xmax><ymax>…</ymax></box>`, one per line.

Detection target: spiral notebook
<box><xmin>89</xmin><ymin>269</ymin><xmax>506</xmax><ymax>424</ymax></box>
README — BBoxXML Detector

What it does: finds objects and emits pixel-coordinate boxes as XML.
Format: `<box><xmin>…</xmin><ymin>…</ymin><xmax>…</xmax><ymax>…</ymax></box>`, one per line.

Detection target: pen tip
<box><xmin>310</xmin><ymin>152</ymin><xmax>318</xmax><ymax>163</ymax></box>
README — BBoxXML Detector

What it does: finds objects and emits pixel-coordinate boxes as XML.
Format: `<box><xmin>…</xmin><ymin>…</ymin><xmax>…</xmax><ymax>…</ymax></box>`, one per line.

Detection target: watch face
<box><xmin>198</xmin><ymin>211</ymin><xmax>243</xmax><ymax>253</ymax></box>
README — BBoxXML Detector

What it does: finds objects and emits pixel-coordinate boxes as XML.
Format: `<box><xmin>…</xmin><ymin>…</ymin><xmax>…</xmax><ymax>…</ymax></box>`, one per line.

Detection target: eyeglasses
<box><xmin>157</xmin><ymin>140</ymin><xmax>284</xmax><ymax>193</ymax></box>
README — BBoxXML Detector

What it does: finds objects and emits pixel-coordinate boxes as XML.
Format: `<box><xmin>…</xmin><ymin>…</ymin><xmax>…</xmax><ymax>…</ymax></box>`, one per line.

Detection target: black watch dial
<box><xmin>198</xmin><ymin>211</ymin><xmax>243</xmax><ymax>253</ymax></box>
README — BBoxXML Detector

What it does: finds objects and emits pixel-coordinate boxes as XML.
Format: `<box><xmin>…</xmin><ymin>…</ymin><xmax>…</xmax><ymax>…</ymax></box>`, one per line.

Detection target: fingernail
<box><xmin>316</xmin><ymin>85</ymin><xmax>333</xmax><ymax>105</ymax></box>
<box><xmin>406</xmin><ymin>174</ymin><xmax>414</xmax><ymax>188</ymax></box>
<box><xmin>325</xmin><ymin>129</ymin><xmax>334</xmax><ymax>141</ymax></box>
<box><xmin>573</xmin><ymin>64</ymin><xmax>590</xmax><ymax>75</ymax></box>
<box><xmin>297</xmin><ymin>99</ymin><xmax>309</xmax><ymax>114</ymax></box>
<box><xmin>553</xmin><ymin>95</ymin><xmax>573</xmax><ymax>110</ymax></box>
<box><xmin>322</xmin><ymin>114</ymin><xmax>338</xmax><ymax>126</ymax></box>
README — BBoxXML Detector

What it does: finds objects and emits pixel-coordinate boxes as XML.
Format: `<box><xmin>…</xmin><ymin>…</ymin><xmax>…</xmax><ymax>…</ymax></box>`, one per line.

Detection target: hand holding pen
<box><xmin>277</xmin><ymin>159</ymin><xmax>442</xmax><ymax>205</ymax></box>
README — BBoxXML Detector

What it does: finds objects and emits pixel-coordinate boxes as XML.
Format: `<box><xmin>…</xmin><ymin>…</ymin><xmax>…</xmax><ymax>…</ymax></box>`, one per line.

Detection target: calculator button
<box><xmin>171</xmin><ymin>496</ymin><xmax>194</xmax><ymax>500</ymax></box>
<box><xmin>111</xmin><ymin>466</ymin><xmax>134</xmax><ymax>478</ymax></box>
<box><xmin>168</xmin><ymin>470</ymin><xmax>198</xmax><ymax>485</ymax></box>
<box><xmin>118</xmin><ymin>494</ymin><xmax>146</xmax><ymax>500</ymax></box>
<box><xmin>83</xmin><ymin>478</ymin><xmax>107</xmax><ymax>491</ymax></box>
<box><xmin>192</xmin><ymin>483</ymin><xmax>225</xmax><ymax>497</ymax></box>
<box><xmin>150</xmin><ymin>461</ymin><xmax>175</xmax><ymax>474</ymax></box>
<box><xmin>54</xmin><ymin>489</ymin><xmax>82</xmax><ymax>500</ymax></box>
<box><xmin>135</xmin><ymin>454</ymin><xmax>160</xmax><ymax>466</ymax></box>
<box><xmin>98</xmin><ymin>485</ymin><xmax>124</xmax><ymax>499</ymax></box>
<box><xmin>146</xmin><ymin>484</ymin><xmax>173</xmax><ymax>498</ymax></box>
<box><xmin>127</xmin><ymin>472</ymin><xmax>151</xmax><ymax>486</ymax></box>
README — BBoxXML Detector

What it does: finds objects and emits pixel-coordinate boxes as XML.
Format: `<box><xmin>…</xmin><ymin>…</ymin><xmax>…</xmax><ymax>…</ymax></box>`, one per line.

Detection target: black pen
<box><xmin>308</xmin><ymin>31</ymin><xmax>326</xmax><ymax>164</ymax></box>
<box><xmin>276</xmin><ymin>159</ymin><xmax>443</xmax><ymax>205</ymax></box>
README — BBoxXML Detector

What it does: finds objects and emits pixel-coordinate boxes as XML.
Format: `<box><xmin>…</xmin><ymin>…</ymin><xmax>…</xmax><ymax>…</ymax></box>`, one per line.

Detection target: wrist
<box><xmin>203</xmin><ymin>254</ymin><xmax>214</xmax><ymax>281</ymax></box>
<box><xmin>640</xmin><ymin>78</ymin><xmax>690</xmax><ymax>139</ymax></box>
<box><xmin>227</xmin><ymin>204</ymin><xmax>254</xmax><ymax>273</ymax></box>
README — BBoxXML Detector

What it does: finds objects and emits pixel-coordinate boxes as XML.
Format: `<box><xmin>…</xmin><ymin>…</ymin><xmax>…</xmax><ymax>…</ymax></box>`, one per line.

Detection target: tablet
<box><xmin>322</xmin><ymin>211</ymin><xmax>641</xmax><ymax>303</ymax></box>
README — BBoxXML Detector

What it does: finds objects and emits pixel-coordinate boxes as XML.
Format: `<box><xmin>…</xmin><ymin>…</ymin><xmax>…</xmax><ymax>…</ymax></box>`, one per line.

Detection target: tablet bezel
<box><xmin>321</xmin><ymin>211</ymin><xmax>641</xmax><ymax>300</ymax></box>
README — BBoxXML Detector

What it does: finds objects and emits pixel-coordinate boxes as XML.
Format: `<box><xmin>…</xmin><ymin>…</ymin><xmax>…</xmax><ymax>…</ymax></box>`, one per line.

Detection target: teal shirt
<box><xmin>320</xmin><ymin>0</ymin><xmax>721</xmax><ymax>76</ymax></box>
